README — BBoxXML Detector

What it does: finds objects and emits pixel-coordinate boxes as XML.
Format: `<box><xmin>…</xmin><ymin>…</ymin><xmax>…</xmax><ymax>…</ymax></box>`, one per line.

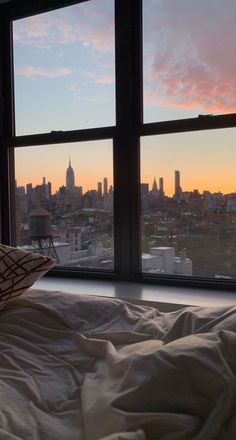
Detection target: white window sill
<box><xmin>35</xmin><ymin>277</ymin><xmax>236</xmax><ymax>312</ymax></box>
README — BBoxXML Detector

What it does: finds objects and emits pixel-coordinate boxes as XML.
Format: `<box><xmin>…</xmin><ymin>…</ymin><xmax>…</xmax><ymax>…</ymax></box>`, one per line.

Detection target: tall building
<box><xmin>175</xmin><ymin>170</ymin><xmax>182</xmax><ymax>192</ymax></box>
<box><xmin>26</xmin><ymin>183</ymin><xmax>33</xmax><ymax>194</ymax></box>
<box><xmin>103</xmin><ymin>177</ymin><xmax>108</xmax><ymax>195</ymax></box>
<box><xmin>152</xmin><ymin>177</ymin><xmax>159</xmax><ymax>198</ymax></box>
<box><xmin>174</xmin><ymin>170</ymin><xmax>183</xmax><ymax>201</ymax></box>
<box><xmin>66</xmin><ymin>157</ymin><xmax>75</xmax><ymax>190</ymax></box>
<box><xmin>140</xmin><ymin>183</ymin><xmax>149</xmax><ymax>197</ymax></box>
<box><xmin>46</xmin><ymin>182</ymin><xmax>52</xmax><ymax>200</ymax></box>
<box><xmin>140</xmin><ymin>183</ymin><xmax>149</xmax><ymax>212</ymax></box>
<box><xmin>97</xmin><ymin>182</ymin><xmax>102</xmax><ymax>197</ymax></box>
<box><xmin>175</xmin><ymin>170</ymin><xmax>180</xmax><ymax>193</ymax></box>
<box><xmin>159</xmin><ymin>177</ymin><xmax>164</xmax><ymax>197</ymax></box>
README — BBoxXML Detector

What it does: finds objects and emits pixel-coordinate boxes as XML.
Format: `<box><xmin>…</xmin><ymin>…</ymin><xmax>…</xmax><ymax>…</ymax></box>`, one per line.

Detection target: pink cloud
<box><xmin>13</xmin><ymin>1</ymin><xmax>114</xmax><ymax>53</ymax></box>
<box><xmin>86</xmin><ymin>27</ymin><xmax>114</xmax><ymax>52</ymax></box>
<box><xmin>17</xmin><ymin>66</ymin><xmax>73</xmax><ymax>79</ymax></box>
<box><xmin>80</xmin><ymin>70</ymin><xmax>96</xmax><ymax>79</ymax></box>
<box><xmin>145</xmin><ymin>53</ymin><xmax>236</xmax><ymax>113</ymax></box>
<box><xmin>23</xmin><ymin>15</ymin><xmax>50</xmax><ymax>37</ymax></box>
<box><xmin>143</xmin><ymin>0</ymin><xmax>236</xmax><ymax>114</ymax></box>
<box><xmin>52</xmin><ymin>16</ymin><xmax>77</xmax><ymax>44</ymax></box>
<box><xmin>79</xmin><ymin>71</ymin><xmax>114</xmax><ymax>87</ymax></box>
<box><xmin>13</xmin><ymin>15</ymin><xmax>50</xmax><ymax>41</ymax></box>
<box><xmin>96</xmin><ymin>75</ymin><xmax>114</xmax><ymax>84</ymax></box>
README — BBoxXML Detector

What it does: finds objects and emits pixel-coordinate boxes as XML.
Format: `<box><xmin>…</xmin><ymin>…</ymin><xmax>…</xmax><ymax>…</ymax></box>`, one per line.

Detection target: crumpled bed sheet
<box><xmin>0</xmin><ymin>289</ymin><xmax>236</xmax><ymax>439</ymax></box>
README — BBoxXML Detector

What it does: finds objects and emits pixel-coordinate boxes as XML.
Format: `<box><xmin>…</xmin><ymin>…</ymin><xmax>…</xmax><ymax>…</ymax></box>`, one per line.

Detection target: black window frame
<box><xmin>0</xmin><ymin>0</ymin><xmax>236</xmax><ymax>290</ymax></box>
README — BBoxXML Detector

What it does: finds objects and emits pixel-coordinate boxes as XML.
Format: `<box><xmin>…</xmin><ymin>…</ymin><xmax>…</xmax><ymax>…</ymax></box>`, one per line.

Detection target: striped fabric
<box><xmin>0</xmin><ymin>244</ymin><xmax>55</xmax><ymax>311</ymax></box>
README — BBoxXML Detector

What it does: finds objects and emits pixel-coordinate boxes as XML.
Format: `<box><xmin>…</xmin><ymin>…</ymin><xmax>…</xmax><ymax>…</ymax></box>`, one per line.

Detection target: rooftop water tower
<box><xmin>29</xmin><ymin>207</ymin><xmax>59</xmax><ymax>262</ymax></box>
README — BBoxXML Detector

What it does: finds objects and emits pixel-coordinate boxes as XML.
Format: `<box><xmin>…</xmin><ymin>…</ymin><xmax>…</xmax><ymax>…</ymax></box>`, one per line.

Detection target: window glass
<box><xmin>143</xmin><ymin>0</ymin><xmax>236</xmax><ymax>122</ymax></box>
<box><xmin>15</xmin><ymin>140</ymin><xmax>114</xmax><ymax>270</ymax></box>
<box><xmin>141</xmin><ymin>128</ymin><xmax>236</xmax><ymax>279</ymax></box>
<box><xmin>13</xmin><ymin>0</ymin><xmax>115</xmax><ymax>134</ymax></box>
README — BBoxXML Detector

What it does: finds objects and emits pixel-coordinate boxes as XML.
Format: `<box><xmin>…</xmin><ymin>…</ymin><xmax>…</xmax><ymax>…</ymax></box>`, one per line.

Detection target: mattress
<box><xmin>0</xmin><ymin>289</ymin><xmax>236</xmax><ymax>439</ymax></box>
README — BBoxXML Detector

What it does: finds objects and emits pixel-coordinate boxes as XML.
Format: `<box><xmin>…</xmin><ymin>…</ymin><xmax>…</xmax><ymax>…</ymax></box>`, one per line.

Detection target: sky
<box><xmin>13</xmin><ymin>0</ymin><xmax>236</xmax><ymax>195</ymax></box>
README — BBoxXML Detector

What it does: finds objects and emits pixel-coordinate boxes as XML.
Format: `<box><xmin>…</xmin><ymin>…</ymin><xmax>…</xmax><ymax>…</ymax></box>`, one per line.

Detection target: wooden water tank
<box><xmin>29</xmin><ymin>207</ymin><xmax>52</xmax><ymax>238</ymax></box>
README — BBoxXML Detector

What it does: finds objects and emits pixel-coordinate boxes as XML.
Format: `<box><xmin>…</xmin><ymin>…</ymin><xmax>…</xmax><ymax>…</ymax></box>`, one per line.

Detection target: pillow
<box><xmin>0</xmin><ymin>244</ymin><xmax>55</xmax><ymax>310</ymax></box>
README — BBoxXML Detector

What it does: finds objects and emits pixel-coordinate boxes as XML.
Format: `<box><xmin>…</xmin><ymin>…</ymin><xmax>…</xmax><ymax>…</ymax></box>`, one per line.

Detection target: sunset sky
<box><xmin>13</xmin><ymin>0</ymin><xmax>236</xmax><ymax>195</ymax></box>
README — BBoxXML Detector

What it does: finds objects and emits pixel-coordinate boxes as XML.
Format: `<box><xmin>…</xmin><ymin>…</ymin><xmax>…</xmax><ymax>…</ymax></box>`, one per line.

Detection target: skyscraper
<box><xmin>103</xmin><ymin>177</ymin><xmax>108</xmax><ymax>196</ymax></box>
<box><xmin>174</xmin><ymin>170</ymin><xmax>182</xmax><ymax>201</ymax></box>
<box><xmin>152</xmin><ymin>177</ymin><xmax>159</xmax><ymax>198</ymax></box>
<box><xmin>97</xmin><ymin>182</ymin><xmax>102</xmax><ymax>197</ymax></box>
<box><xmin>66</xmin><ymin>157</ymin><xmax>75</xmax><ymax>190</ymax></box>
<box><xmin>175</xmin><ymin>170</ymin><xmax>181</xmax><ymax>193</ymax></box>
<box><xmin>175</xmin><ymin>170</ymin><xmax>180</xmax><ymax>192</ymax></box>
<box><xmin>159</xmin><ymin>177</ymin><xmax>164</xmax><ymax>197</ymax></box>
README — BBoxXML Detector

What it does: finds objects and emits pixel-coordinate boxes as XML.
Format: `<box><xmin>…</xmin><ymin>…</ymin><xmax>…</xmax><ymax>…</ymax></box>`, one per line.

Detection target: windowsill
<box><xmin>35</xmin><ymin>277</ymin><xmax>236</xmax><ymax>312</ymax></box>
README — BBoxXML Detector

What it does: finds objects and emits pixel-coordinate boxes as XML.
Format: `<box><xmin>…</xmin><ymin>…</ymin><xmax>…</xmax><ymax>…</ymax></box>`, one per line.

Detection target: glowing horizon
<box><xmin>14</xmin><ymin>140</ymin><xmax>113</xmax><ymax>194</ymax></box>
<box><xmin>15</xmin><ymin>128</ymin><xmax>236</xmax><ymax>197</ymax></box>
<box><xmin>15</xmin><ymin>172</ymin><xmax>236</xmax><ymax>198</ymax></box>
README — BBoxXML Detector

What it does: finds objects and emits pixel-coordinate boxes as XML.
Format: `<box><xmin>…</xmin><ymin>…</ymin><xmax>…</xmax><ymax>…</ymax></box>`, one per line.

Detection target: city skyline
<box><xmin>15</xmin><ymin>126</ymin><xmax>236</xmax><ymax>196</ymax></box>
<box><xmin>15</xmin><ymin>157</ymin><xmax>236</xmax><ymax>198</ymax></box>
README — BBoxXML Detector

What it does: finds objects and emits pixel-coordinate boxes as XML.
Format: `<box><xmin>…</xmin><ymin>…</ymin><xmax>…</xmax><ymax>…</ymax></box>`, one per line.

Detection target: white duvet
<box><xmin>0</xmin><ymin>289</ymin><xmax>236</xmax><ymax>439</ymax></box>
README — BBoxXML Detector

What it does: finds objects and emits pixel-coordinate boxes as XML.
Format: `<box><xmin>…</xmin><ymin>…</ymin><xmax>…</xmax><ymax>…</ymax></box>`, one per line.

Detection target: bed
<box><xmin>1</xmin><ymin>287</ymin><xmax>236</xmax><ymax>440</ymax></box>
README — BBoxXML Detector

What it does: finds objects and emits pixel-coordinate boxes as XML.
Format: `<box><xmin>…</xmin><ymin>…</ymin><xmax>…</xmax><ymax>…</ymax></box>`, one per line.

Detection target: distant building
<box><xmin>140</xmin><ymin>183</ymin><xmax>149</xmax><ymax>212</ymax></box>
<box><xmin>174</xmin><ymin>170</ymin><xmax>184</xmax><ymax>202</ymax></box>
<box><xmin>152</xmin><ymin>177</ymin><xmax>159</xmax><ymax>198</ymax></box>
<box><xmin>140</xmin><ymin>183</ymin><xmax>149</xmax><ymax>196</ymax></box>
<box><xmin>97</xmin><ymin>182</ymin><xmax>102</xmax><ymax>197</ymax></box>
<box><xmin>20</xmin><ymin>242</ymin><xmax>70</xmax><ymax>266</ymax></box>
<box><xmin>57</xmin><ymin>227</ymin><xmax>82</xmax><ymax>252</ymax></box>
<box><xmin>66</xmin><ymin>157</ymin><xmax>75</xmax><ymax>190</ymax></box>
<box><xmin>103</xmin><ymin>177</ymin><xmax>108</xmax><ymax>195</ymax></box>
<box><xmin>142</xmin><ymin>246</ymin><xmax>192</xmax><ymax>276</ymax></box>
<box><xmin>175</xmin><ymin>170</ymin><xmax>181</xmax><ymax>194</ymax></box>
<box><xmin>227</xmin><ymin>194</ymin><xmax>236</xmax><ymax>212</ymax></box>
<box><xmin>159</xmin><ymin>177</ymin><xmax>164</xmax><ymax>197</ymax></box>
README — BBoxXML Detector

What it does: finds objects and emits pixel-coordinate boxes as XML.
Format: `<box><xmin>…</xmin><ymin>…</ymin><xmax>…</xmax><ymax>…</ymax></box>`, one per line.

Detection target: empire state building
<box><xmin>66</xmin><ymin>158</ymin><xmax>75</xmax><ymax>190</ymax></box>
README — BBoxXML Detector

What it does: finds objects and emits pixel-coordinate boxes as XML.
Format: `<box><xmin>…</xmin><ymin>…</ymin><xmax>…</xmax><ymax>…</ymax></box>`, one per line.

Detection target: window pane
<box><xmin>143</xmin><ymin>0</ymin><xmax>236</xmax><ymax>123</ymax></box>
<box><xmin>13</xmin><ymin>0</ymin><xmax>115</xmax><ymax>135</ymax></box>
<box><xmin>141</xmin><ymin>128</ymin><xmax>236</xmax><ymax>279</ymax></box>
<box><xmin>15</xmin><ymin>140</ymin><xmax>114</xmax><ymax>270</ymax></box>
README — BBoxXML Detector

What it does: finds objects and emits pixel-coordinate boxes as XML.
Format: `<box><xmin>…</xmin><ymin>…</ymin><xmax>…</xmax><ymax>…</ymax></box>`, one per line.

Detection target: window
<box><xmin>14</xmin><ymin>140</ymin><xmax>114</xmax><ymax>270</ymax></box>
<box><xmin>141</xmin><ymin>128</ymin><xmax>236</xmax><ymax>279</ymax></box>
<box><xmin>0</xmin><ymin>0</ymin><xmax>235</xmax><ymax>288</ymax></box>
<box><xmin>13</xmin><ymin>0</ymin><xmax>115</xmax><ymax>134</ymax></box>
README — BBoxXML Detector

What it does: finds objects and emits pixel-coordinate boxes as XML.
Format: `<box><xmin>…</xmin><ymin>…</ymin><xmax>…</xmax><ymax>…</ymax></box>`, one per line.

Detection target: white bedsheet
<box><xmin>0</xmin><ymin>289</ymin><xmax>236</xmax><ymax>439</ymax></box>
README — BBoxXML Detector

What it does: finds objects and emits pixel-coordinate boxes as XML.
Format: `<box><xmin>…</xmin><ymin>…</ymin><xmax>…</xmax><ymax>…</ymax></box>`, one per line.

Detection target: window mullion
<box><xmin>0</xmin><ymin>18</ymin><xmax>15</xmax><ymax>245</ymax></box>
<box><xmin>114</xmin><ymin>0</ymin><xmax>142</xmax><ymax>278</ymax></box>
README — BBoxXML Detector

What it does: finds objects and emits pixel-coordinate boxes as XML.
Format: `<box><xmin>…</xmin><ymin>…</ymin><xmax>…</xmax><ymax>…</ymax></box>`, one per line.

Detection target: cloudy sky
<box><xmin>143</xmin><ymin>0</ymin><xmax>236</xmax><ymax>121</ymax></box>
<box><xmin>13</xmin><ymin>0</ymin><xmax>236</xmax><ymax>195</ymax></box>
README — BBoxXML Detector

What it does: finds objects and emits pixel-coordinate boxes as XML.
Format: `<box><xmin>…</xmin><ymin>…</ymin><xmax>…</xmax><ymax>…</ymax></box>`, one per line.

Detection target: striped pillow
<box><xmin>0</xmin><ymin>244</ymin><xmax>55</xmax><ymax>310</ymax></box>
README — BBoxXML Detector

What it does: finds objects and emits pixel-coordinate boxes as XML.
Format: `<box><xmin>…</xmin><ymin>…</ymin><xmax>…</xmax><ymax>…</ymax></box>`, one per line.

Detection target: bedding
<box><xmin>0</xmin><ymin>289</ymin><xmax>236</xmax><ymax>439</ymax></box>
